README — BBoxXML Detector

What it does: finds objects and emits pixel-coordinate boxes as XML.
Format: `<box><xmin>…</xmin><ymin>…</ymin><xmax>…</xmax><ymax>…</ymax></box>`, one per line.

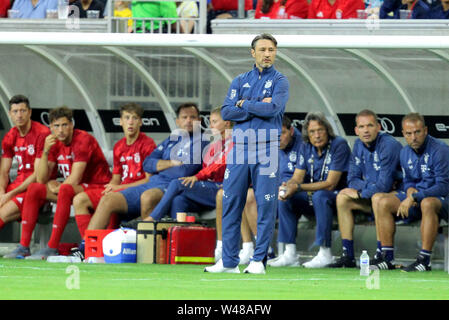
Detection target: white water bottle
<box><xmin>360</xmin><ymin>250</ymin><xmax>370</xmax><ymax>276</ymax></box>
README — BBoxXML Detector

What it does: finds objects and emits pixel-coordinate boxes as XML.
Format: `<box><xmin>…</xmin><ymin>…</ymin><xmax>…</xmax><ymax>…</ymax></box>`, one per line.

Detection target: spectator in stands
<box><xmin>72</xmin><ymin>0</ymin><xmax>105</xmax><ymax>18</ymax></box>
<box><xmin>270</xmin><ymin>112</ymin><xmax>350</xmax><ymax>268</ymax></box>
<box><xmin>5</xmin><ymin>106</ymin><xmax>111</xmax><ymax>260</ymax></box>
<box><xmin>254</xmin><ymin>0</ymin><xmax>308</xmax><ymax>19</ymax></box>
<box><xmin>71</xmin><ymin>103</ymin><xmax>156</xmax><ymax>259</ymax></box>
<box><xmin>0</xmin><ymin>95</ymin><xmax>50</xmax><ymax>257</ymax></box>
<box><xmin>0</xmin><ymin>0</ymin><xmax>11</xmax><ymax>17</ymax></box>
<box><xmin>85</xmin><ymin>103</ymin><xmax>208</xmax><ymax>231</ymax></box>
<box><xmin>328</xmin><ymin>109</ymin><xmax>402</xmax><ymax>268</ymax></box>
<box><xmin>429</xmin><ymin>0</ymin><xmax>449</xmax><ymax>18</ymax></box>
<box><xmin>176</xmin><ymin>0</ymin><xmax>198</xmax><ymax>33</ymax></box>
<box><xmin>113</xmin><ymin>0</ymin><xmax>133</xmax><ymax>32</ymax></box>
<box><xmin>371</xmin><ymin>113</ymin><xmax>449</xmax><ymax>272</ymax></box>
<box><xmin>131</xmin><ymin>0</ymin><xmax>178</xmax><ymax>33</ymax></box>
<box><xmin>207</xmin><ymin>0</ymin><xmax>253</xmax><ymax>33</ymax></box>
<box><xmin>307</xmin><ymin>0</ymin><xmax>365</xmax><ymax>18</ymax></box>
<box><xmin>10</xmin><ymin>0</ymin><xmax>57</xmax><ymax>18</ymax></box>
<box><xmin>379</xmin><ymin>0</ymin><xmax>430</xmax><ymax>18</ymax></box>
<box><xmin>144</xmin><ymin>107</ymin><xmax>232</xmax><ymax>222</ymax></box>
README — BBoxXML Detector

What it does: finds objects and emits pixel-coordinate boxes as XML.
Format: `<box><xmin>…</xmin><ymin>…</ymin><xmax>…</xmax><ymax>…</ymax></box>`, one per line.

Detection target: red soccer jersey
<box><xmin>1</xmin><ymin>121</ymin><xmax>50</xmax><ymax>184</ymax></box>
<box><xmin>307</xmin><ymin>0</ymin><xmax>364</xmax><ymax>19</ymax></box>
<box><xmin>44</xmin><ymin>129</ymin><xmax>111</xmax><ymax>186</ymax></box>
<box><xmin>255</xmin><ymin>0</ymin><xmax>308</xmax><ymax>19</ymax></box>
<box><xmin>212</xmin><ymin>0</ymin><xmax>252</xmax><ymax>11</ymax></box>
<box><xmin>112</xmin><ymin>132</ymin><xmax>156</xmax><ymax>185</ymax></box>
<box><xmin>195</xmin><ymin>137</ymin><xmax>233</xmax><ymax>183</ymax></box>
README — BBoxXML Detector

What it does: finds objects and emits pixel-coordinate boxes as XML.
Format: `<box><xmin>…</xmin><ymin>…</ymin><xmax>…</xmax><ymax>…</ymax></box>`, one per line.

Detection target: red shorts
<box><xmin>84</xmin><ymin>186</ymin><xmax>125</xmax><ymax>211</ymax></box>
<box><xmin>6</xmin><ymin>182</ymin><xmax>26</xmax><ymax>213</ymax></box>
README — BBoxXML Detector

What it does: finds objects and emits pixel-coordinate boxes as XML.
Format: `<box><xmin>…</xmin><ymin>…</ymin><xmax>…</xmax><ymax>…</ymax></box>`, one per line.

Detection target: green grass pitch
<box><xmin>1</xmin><ymin>259</ymin><xmax>449</xmax><ymax>300</ymax></box>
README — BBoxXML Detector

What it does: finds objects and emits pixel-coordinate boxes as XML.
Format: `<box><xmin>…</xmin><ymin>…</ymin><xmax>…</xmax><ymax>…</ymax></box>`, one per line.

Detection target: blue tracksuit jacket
<box><xmin>400</xmin><ymin>135</ymin><xmax>449</xmax><ymax>202</ymax></box>
<box><xmin>221</xmin><ymin>64</ymin><xmax>289</xmax><ymax>144</ymax></box>
<box><xmin>279</xmin><ymin>128</ymin><xmax>303</xmax><ymax>183</ymax></box>
<box><xmin>348</xmin><ymin>132</ymin><xmax>402</xmax><ymax>199</ymax></box>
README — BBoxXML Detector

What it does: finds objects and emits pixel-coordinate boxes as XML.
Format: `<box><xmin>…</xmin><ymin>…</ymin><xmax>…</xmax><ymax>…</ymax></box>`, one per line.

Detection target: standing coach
<box><xmin>205</xmin><ymin>33</ymin><xmax>289</xmax><ymax>274</ymax></box>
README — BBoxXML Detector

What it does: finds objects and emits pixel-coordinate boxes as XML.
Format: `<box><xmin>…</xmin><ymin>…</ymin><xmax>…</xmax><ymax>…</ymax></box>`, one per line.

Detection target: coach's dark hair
<box><xmin>9</xmin><ymin>94</ymin><xmax>30</xmax><ymax>110</ymax></box>
<box><xmin>120</xmin><ymin>103</ymin><xmax>144</xmax><ymax>119</ymax></box>
<box><xmin>301</xmin><ymin>111</ymin><xmax>336</xmax><ymax>144</ymax></box>
<box><xmin>355</xmin><ymin>109</ymin><xmax>378</xmax><ymax>125</ymax></box>
<box><xmin>176</xmin><ymin>103</ymin><xmax>200</xmax><ymax>118</ymax></box>
<box><xmin>49</xmin><ymin>106</ymin><xmax>73</xmax><ymax>123</ymax></box>
<box><xmin>282</xmin><ymin>115</ymin><xmax>292</xmax><ymax>130</ymax></box>
<box><xmin>402</xmin><ymin>112</ymin><xmax>426</xmax><ymax>127</ymax></box>
<box><xmin>251</xmin><ymin>33</ymin><xmax>277</xmax><ymax>50</ymax></box>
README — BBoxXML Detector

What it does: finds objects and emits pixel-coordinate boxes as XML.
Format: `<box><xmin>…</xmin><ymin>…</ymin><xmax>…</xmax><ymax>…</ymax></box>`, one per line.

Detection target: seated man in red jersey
<box><xmin>5</xmin><ymin>106</ymin><xmax>112</xmax><ymax>260</ymax></box>
<box><xmin>71</xmin><ymin>103</ymin><xmax>156</xmax><ymax>259</ymax></box>
<box><xmin>0</xmin><ymin>95</ymin><xmax>50</xmax><ymax>256</ymax></box>
<box><xmin>307</xmin><ymin>0</ymin><xmax>364</xmax><ymax>18</ymax></box>
<box><xmin>255</xmin><ymin>0</ymin><xmax>309</xmax><ymax>19</ymax></box>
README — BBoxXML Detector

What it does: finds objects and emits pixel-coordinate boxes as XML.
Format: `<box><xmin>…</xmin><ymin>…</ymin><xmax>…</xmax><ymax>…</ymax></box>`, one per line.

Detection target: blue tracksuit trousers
<box><xmin>277</xmin><ymin>190</ymin><xmax>337</xmax><ymax>248</ymax></box>
<box><xmin>150</xmin><ymin>179</ymin><xmax>220</xmax><ymax>221</ymax></box>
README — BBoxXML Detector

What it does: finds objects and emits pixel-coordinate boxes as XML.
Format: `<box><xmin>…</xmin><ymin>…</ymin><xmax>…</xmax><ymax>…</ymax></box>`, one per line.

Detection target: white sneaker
<box><xmin>238</xmin><ymin>248</ymin><xmax>254</xmax><ymax>265</ymax></box>
<box><xmin>243</xmin><ymin>261</ymin><xmax>266</xmax><ymax>274</ymax></box>
<box><xmin>267</xmin><ymin>253</ymin><xmax>300</xmax><ymax>267</ymax></box>
<box><xmin>204</xmin><ymin>259</ymin><xmax>240</xmax><ymax>273</ymax></box>
<box><xmin>302</xmin><ymin>250</ymin><xmax>335</xmax><ymax>268</ymax></box>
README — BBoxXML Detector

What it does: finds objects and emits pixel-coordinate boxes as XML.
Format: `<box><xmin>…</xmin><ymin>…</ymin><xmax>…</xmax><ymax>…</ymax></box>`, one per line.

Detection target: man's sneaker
<box><xmin>402</xmin><ymin>255</ymin><xmax>432</xmax><ymax>272</ymax></box>
<box><xmin>267</xmin><ymin>252</ymin><xmax>300</xmax><ymax>267</ymax></box>
<box><xmin>243</xmin><ymin>260</ymin><xmax>266</xmax><ymax>274</ymax></box>
<box><xmin>69</xmin><ymin>247</ymin><xmax>85</xmax><ymax>262</ymax></box>
<box><xmin>326</xmin><ymin>253</ymin><xmax>356</xmax><ymax>268</ymax></box>
<box><xmin>238</xmin><ymin>248</ymin><xmax>254</xmax><ymax>265</ymax></box>
<box><xmin>303</xmin><ymin>250</ymin><xmax>335</xmax><ymax>268</ymax></box>
<box><xmin>370</xmin><ymin>256</ymin><xmax>396</xmax><ymax>270</ymax></box>
<box><xmin>204</xmin><ymin>259</ymin><xmax>240</xmax><ymax>273</ymax></box>
<box><xmin>25</xmin><ymin>247</ymin><xmax>59</xmax><ymax>260</ymax></box>
<box><xmin>3</xmin><ymin>244</ymin><xmax>30</xmax><ymax>259</ymax></box>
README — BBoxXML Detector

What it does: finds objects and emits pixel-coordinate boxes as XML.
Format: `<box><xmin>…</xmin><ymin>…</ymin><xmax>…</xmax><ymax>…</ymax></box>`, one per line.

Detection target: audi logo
<box><xmin>378</xmin><ymin>117</ymin><xmax>395</xmax><ymax>134</ymax></box>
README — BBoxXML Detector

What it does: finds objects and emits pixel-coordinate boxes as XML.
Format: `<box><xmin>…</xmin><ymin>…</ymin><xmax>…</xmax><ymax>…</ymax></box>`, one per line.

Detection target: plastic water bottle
<box><xmin>360</xmin><ymin>250</ymin><xmax>370</xmax><ymax>276</ymax></box>
<box><xmin>279</xmin><ymin>185</ymin><xmax>287</xmax><ymax>198</ymax></box>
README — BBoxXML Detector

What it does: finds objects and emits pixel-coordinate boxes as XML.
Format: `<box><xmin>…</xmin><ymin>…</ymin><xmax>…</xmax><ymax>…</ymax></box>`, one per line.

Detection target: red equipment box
<box><xmin>166</xmin><ymin>226</ymin><xmax>216</xmax><ymax>265</ymax></box>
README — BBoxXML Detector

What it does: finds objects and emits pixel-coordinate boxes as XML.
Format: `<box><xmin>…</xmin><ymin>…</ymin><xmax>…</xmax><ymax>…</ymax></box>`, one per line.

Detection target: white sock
<box><xmin>216</xmin><ymin>240</ymin><xmax>222</xmax><ymax>249</ymax></box>
<box><xmin>285</xmin><ymin>243</ymin><xmax>297</xmax><ymax>256</ymax></box>
<box><xmin>277</xmin><ymin>242</ymin><xmax>285</xmax><ymax>256</ymax></box>
<box><xmin>242</xmin><ymin>242</ymin><xmax>254</xmax><ymax>252</ymax></box>
<box><xmin>319</xmin><ymin>246</ymin><xmax>332</xmax><ymax>257</ymax></box>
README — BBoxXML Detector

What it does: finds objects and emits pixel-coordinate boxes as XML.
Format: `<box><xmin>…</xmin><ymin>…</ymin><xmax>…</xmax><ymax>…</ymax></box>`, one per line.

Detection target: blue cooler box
<box><xmin>103</xmin><ymin>228</ymin><xmax>137</xmax><ymax>263</ymax></box>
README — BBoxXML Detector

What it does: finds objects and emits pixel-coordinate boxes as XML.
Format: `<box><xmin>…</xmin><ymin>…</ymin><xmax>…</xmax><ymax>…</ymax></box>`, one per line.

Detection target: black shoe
<box><xmin>120</xmin><ymin>218</ymin><xmax>142</xmax><ymax>230</ymax></box>
<box><xmin>370</xmin><ymin>255</ymin><xmax>396</xmax><ymax>270</ymax></box>
<box><xmin>402</xmin><ymin>255</ymin><xmax>432</xmax><ymax>272</ymax></box>
<box><xmin>69</xmin><ymin>247</ymin><xmax>85</xmax><ymax>262</ymax></box>
<box><xmin>326</xmin><ymin>253</ymin><xmax>356</xmax><ymax>268</ymax></box>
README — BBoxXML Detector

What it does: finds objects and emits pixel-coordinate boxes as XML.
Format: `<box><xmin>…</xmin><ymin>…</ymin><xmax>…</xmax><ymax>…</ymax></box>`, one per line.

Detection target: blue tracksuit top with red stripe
<box><xmin>348</xmin><ymin>132</ymin><xmax>402</xmax><ymax>199</ymax></box>
<box><xmin>400</xmin><ymin>135</ymin><xmax>449</xmax><ymax>202</ymax></box>
<box><xmin>221</xmin><ymin>64</ymin><xmax>289</xmax><ymax>144</ymax></box>
<box><xmin>279</xmin><ymin>128</ymin><xmax>303</xmax><ymax>183</ymax></box>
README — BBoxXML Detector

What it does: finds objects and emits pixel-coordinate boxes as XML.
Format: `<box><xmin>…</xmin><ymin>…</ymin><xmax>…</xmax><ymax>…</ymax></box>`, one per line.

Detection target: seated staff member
<box><xmin>273</xmin><ymin>111</ymin><xmax>350</xmax><ymax>268</ymax></box>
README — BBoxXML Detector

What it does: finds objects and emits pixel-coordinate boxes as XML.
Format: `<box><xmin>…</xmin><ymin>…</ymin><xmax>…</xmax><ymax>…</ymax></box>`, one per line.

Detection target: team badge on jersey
<box><xmin>27</xmin><ymin>144</ymin><xmax>35</xmax><ymax>156</ymax></box>
<box><xmin>264</xmin><ymin>80</ymin><xmax>272</xmax><ymax>89</ymax></box>
<box><xmin>289</xmin><ymin>151</ymin><xmax>297</xmax><ymax>163</ymax></box>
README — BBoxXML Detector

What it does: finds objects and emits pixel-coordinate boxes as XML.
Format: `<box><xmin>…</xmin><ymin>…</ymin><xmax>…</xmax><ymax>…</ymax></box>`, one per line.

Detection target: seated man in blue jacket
<box><xmin>372</xmin><ymin>113</ymin><xmax>449</xmax><ymax>272</ymax></box>
<box><xmin>429</xmin><ymin>0</ymin><xmax>449</xmax><ymax>18</ymax></box>
<box><xmin>328</xmin><ymin>109</ymin><xmax>403</xmax><ymax>268</ymax></box>
<box><xmin>86</xmin><ymin>103</ymin><xmax>208</xmax><ymax>230</ymax></box>
<box><xmin>380</xmin><ymin>0</ymin><xmax>430</xmax><ymax>18</ymax></box>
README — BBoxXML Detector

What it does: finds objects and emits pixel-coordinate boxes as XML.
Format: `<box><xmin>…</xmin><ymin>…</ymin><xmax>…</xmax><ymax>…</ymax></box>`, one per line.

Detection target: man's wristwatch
<box><xmin>411</xmin><ymin>192</ymin><xmax>419</xmax><ymax>203</ymax></box>
<box><xmin>357</xmin><ymin>191</ymin><xmax>362</xmax><ymax>199</ymax></box>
